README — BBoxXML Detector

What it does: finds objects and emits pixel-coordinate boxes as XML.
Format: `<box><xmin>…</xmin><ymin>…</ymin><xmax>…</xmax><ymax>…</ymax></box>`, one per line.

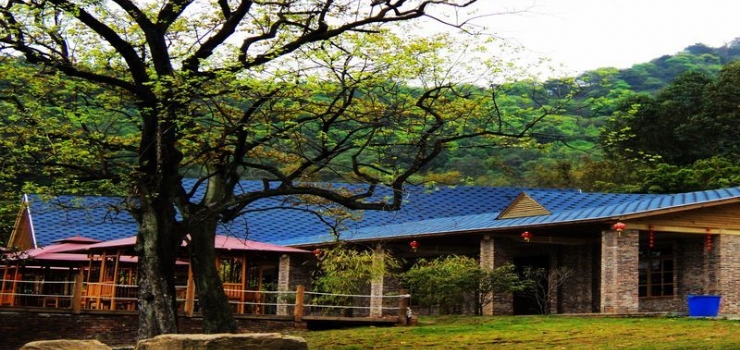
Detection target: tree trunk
<box><xmin>135</xmin><ymin>210</ymin><xmax>180</xmax><ymax>339</ymax></box>
<box><xmin>190</xmin><ymin>219</ymin><xmax>238</xmax><ymax>333</ymax></box>
<box><xmin>134</xmin><ymin>107</ymin><xmax>184</xmax><ymax>339</ymax></box>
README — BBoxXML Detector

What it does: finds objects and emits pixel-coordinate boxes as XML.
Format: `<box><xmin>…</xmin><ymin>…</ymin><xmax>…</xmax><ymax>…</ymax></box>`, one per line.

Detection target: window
<box><xmin>638</xmin><ymin>245</ymin><xmax>674</xmax><ymax>297</ymax></box>
<box><xmin>218</xmin><ymin>257</ymin><xmax>243</xmax><ymax>284</ymax></box>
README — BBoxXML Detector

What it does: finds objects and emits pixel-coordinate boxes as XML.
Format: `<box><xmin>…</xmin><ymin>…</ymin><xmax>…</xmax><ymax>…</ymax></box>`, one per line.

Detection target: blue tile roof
<box><xmin>23</xmin><ymin>182</ymin><xmax>740</xmax><ymax>247</ymax></box>
<box><xmin>298</xmin><ymin>187</ymin><xmax>740</xmax><ymax>244</ymax></box>
<box><xmin>27</xmin><ymin>196</ymin><xmax>136</xmax><ymax>246</ymax></box>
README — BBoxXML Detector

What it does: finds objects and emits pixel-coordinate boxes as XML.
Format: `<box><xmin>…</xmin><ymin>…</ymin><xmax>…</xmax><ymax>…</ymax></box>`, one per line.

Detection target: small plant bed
<box><xmin>296</xmin><ymin>315</ymin><xmax>740</xmax><ymax>349</ymax></box>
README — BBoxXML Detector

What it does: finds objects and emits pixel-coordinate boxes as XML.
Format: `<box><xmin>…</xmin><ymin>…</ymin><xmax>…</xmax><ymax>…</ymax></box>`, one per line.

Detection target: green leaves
<box><xmin>0</xmin><ymin>59</ymin><xmax>135</xmax><ymax>197</ymax></box>
<box><xmin>401</xmin><ymin>255</ymin><xmax>525</xmax><ymax>315</ymax></box>
<box><xmin>313</xmin><ymin>246</ymin><xmax>400</xmax><ymax>295</ymax></box>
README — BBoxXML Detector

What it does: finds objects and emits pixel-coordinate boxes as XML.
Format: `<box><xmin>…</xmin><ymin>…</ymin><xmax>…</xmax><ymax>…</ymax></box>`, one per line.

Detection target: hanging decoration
<box><xmin>648</xmin><ymin>225</ymin><xmax>655</xmax><ymax>249</ymax></box>
<box><xmin>705</xmin><ymin>228</ymin><xmax>713</xmax><ymax>252</ymax></box>
<box><xmin>313</xmin><ymin>248</ymin><xmax>321</xmax><ymax>258</ymax></box>
<box><xmin>409</xmin><ymin>240</ymin><xmax>419</xmax><ymax>252</ymax></box>
<box><xmin>613</xmin><ymin>222</ymin><xmax>627</xmax><ymax>236</ymax></box>
<box><xmin>521</xmin><ymin>231</ymin><xmax>532</xmax><ymax>242</ymax></box>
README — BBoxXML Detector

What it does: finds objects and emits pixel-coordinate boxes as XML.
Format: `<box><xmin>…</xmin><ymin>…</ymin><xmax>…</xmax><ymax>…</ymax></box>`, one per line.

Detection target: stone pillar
<box><xmin>277</xmin><ymin>254</ymin><xmax>291</xmax><ymax>316</ymax></box>
<box><xmin>716</xmin><ymin>234</ymin><xmax>740</xmax><ymax>314</ymax></box>
<box><xmin>600</xmin><ymin>229</ymin><xmax>639</xmax><ymax>313</ymax></box>
<box><xmin>480</xmin><ymin>235</ymin><xmax>495</xmax><ymax>315</ymax></box>
<box><xmin>370</xmin><ymin>244</ymin><xmax>384</xmax><ymax>317</ymax></box>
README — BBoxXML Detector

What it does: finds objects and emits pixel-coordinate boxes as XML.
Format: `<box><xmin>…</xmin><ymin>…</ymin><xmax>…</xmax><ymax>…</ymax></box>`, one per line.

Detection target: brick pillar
<box><xmin>716</xmin><ymin>234</ymin><xmax>740</xmax><ymax>314</ymax></box>
<box><xmin>370</xmin><ymin>244</ymin><xmax>384</xmax><ymax>317</ymax></box>
<box><xmin>277</xmin><ymin>254</ymin><xmax>291</xmax><ymax>316</ymax></box>
<box><xmin>480</xmin><ymin>235</ymin><xmax>495</xmax><ymax>316</ymax></box>
<box><xmin>600</xmin><ymin>229</ymin><xmax>639</xmax><ymax>314</ymax></box>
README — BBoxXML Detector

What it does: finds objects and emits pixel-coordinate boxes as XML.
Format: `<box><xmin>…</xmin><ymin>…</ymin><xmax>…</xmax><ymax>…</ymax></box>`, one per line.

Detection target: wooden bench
<box><xmin>223</xmin><ymin>282</ymin><xmax>244</xmax><ymax>313</ymax></box>
<box><xmin>84</xmin><ymin>282</ymin><xmax>115</xmax><ymax>309</ymax></box>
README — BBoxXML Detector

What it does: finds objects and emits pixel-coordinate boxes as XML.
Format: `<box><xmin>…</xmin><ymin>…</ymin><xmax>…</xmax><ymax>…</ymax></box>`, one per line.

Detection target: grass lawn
<box><xmin>293</xmin><ymin>315</ymin><xmax>740</xmax><ymax>349</ymax></box>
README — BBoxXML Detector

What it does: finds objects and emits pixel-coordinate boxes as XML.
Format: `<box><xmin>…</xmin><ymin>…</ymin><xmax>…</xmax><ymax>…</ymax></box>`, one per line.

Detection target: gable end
<box><xmin>497</xmin><ymin>192</ymin><xmax>551</xmax><ymax>219</ymax></box>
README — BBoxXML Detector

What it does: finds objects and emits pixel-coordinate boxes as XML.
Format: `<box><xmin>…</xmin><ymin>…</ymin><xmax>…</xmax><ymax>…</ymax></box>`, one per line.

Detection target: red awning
<box><xmin>211</xmin><ymin>235</ymin><xmax>311</xmax><ymax>253</ymax></box>
<box><xmin>77</xmin><ymin>236</ymin><xmax>136</xmax><ymax>251</ymax></box>
<box><xmin>6</xmin><ymin>235</ymin><xmax>105</xmax><ymax>260</ymax></box>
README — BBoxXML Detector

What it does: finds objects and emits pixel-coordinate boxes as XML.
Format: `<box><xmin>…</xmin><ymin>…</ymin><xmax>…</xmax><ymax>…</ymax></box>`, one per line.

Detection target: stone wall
<box><xmin>638</xmin><ymin>296</ymin><xmax>685</xmax><ymax>313</ymax></box>
<box><xmin>0</xmin><ymin>309</ymin><xmax>297</xmax><ymax>350</ymax></box>
<box><xmin>491</xmin><ymin>238</ymin><xmax>515</xmax><ymax>315</ymax></box>
<box><xmin>559</xmin><ymin>244</ymin><xmax>595</xmax><ymax>313</ymax></box>
<box><xmin>677</xmin><ymin>237</ymin><xmax>710</xmax><ymax>296</ymax></box>
<box><xmin>716</xmin><ymin>234</ymin><xmax>740</xmax><ymax>314</ymax></box>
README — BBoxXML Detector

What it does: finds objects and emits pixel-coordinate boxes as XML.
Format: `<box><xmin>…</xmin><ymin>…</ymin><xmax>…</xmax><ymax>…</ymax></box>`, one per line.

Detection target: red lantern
<box><xmin>705</xmin><ymin>228</ymin><xmax>713</xmax><ymax>252</ymax></box>
<box><xmin>613</xmin><ymin>222</ymin><xmax>626</xmax><ymax>234</ymax></box>
<box><xmin>648</xmin><ymin>225</ymin><xmax>655</xmax><ymax>249</ymax></box>
<box><xmin>313</xmin><ymin>248</ymin><xmax>321</xmax><ymax>258</ymax></box>
<box><xmin>521</xmin><ymin>231</ymin><xmax>532</xmax><ymax>242</ymax></box>
<box><xmin>409</xmin><ymin>240</ymin><xmax>419</xmax><ymax>252</ymax></box>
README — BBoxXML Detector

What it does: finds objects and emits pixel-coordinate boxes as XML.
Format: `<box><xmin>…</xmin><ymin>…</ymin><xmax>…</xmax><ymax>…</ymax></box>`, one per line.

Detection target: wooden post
<box><xmin>72</xmin><ymin>270</ymin><xmax>83</xmax><ymax>314</ymax></box>
<box><xmin>95</xmin><ymin>252</ymin><xmax>107</xmax><ymax>309</ymax></box>
<box><xmin>0</xmin><ymin>266</ymin><xmax>13</xmax><ymax>306</ymax></box>
<box><xmin>294</xmin><ymin>285</ymin><xmax>305</xmax><ymax>322</ymax></box>
<box><xmin>110</xmin><ymin>250</ymin><xmax>121</xmax><ymax>309</ymax></box>
<box><xmin>239</xmin><ymin>254</ymin><xmax>246</xmax><ymax>314</ymax></box>
<box><xmin>398</xmin><ymin>289</ymin><xmax>410</xmax><ymax>326</ymax></box>
<box><xmin>255</xmin><ymin>266</ymin><xmax>264</xmax><ymax>315</ymax></box>
<box><xmin>185</xmin><ymin>264</ymin><xmax>195</xmax><ymax>316</ymax></box>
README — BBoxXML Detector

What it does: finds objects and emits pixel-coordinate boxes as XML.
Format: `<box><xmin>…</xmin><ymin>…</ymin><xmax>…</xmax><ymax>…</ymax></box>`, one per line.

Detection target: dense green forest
<box><xmin>443</xmin><ymin>38</ymin><xmax>740</xmax><ymax>191</ymax></box>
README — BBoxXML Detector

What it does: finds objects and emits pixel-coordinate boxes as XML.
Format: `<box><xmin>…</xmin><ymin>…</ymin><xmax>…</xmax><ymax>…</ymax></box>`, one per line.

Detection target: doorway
<box><xmin>513</xmin><ymin>255</ymin><xmax>550</xmax><ymax>315</ymax></box>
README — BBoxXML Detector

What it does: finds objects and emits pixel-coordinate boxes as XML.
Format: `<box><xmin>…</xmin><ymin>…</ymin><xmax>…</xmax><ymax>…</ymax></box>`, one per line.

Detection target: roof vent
<box><xmin>496</xmin><ymin>192</ymin><xmax>551</xmax><ymax>219</ymax></box>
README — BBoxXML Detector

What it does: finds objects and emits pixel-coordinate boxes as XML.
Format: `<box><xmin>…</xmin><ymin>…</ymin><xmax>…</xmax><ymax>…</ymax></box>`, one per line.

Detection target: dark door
<box><xmin>513</xmin><ymin>255</ymin><xmax>550</xmax><ymax>315</ymax></box>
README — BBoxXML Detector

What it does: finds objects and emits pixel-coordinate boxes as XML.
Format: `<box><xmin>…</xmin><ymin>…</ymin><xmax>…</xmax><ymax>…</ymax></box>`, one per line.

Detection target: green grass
<box><xmin>292</xmin><ymin>315</ymin><xmax>740</xmax><ymax>349</ymax></box>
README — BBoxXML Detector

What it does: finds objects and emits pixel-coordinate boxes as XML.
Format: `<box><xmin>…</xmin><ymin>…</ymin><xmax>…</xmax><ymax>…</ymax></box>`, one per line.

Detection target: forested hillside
<box><xmin>440</xmin><ymin>38</ymin><xmax>740</xmax><ymax>190</ymax></box>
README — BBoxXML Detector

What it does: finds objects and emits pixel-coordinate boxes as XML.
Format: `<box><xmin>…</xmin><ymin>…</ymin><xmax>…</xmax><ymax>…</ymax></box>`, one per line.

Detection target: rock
<box><xmin>19</xmin><ymin>339</ymin><xmax>113</xmax><ymax>350</ymax></box>
<box><xmin>134</xmin><ymin>333</ymin><xmax>308</xmax><ymax>350</ymax></box>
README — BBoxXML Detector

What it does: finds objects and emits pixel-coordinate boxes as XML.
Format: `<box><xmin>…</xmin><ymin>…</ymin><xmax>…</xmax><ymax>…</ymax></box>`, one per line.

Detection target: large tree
<box><xmin>0</xmin><ymin>0</ymin><xmax>571</xmax><ymax>338</ymax></box>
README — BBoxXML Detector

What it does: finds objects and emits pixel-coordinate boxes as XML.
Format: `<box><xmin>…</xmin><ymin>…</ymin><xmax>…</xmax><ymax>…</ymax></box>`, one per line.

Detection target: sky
<box><xmin>449</xmin><ymin>0</ymin><xmax>740</xmax><ymax>76</ymax></box>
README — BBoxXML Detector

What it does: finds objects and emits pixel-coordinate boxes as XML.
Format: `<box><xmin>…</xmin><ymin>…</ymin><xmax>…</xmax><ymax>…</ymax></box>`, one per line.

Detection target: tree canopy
<box><xmin>0</xmin><ymin>0</ymin><xmax>580</xmax><ymax>337</ymax></box>
<box><xmin>596</xmin><ymin>61</ymin><xmax>740</xmax><ymax>192</ymax></box>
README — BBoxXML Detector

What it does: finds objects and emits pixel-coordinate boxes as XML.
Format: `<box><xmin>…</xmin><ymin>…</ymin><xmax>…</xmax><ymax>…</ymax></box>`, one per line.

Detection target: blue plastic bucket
<box><xmin>687</xmin><ymin>295</ymin><xmax>721</xmax><ymax>317</ymax></box>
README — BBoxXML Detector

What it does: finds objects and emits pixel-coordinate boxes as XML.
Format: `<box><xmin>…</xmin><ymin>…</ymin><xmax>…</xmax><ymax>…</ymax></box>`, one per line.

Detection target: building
<box><xmin>5</xmin><ymin>184</ymin><xmax>740</xmax><ymax>316</ymax></box>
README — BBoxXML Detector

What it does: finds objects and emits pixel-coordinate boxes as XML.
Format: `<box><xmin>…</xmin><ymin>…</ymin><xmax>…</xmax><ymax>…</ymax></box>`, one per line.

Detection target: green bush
<box><xmin>402</xmin><ymin>255</ymin><xmax>528</xmax><ymax>315</ymax></box>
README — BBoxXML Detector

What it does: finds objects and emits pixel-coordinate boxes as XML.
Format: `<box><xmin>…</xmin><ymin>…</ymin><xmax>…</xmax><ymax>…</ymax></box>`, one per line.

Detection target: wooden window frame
<box><xmin>638</xmin><ymin>243</ymin><xmax>675</xmax><ymax>298</ymax></box>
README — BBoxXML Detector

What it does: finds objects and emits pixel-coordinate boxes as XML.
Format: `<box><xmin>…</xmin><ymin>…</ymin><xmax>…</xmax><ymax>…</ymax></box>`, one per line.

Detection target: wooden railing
<box><xmin>296</xmin><ymin>287</ymin><xmax>410</xmax><ymax>321</ymax></box>
<box><xmin>1</xmin><ymin>279</ymin><xmax>411</xmax><ymax>323</ymax></box>
<box><xmin>83</xmin><ymin>282</ymin><xmax>138</xmax><ymax>310</ymax></box>
<box><xmin>223</xmin><ymin>283</ymin><xmax>264</xmax><ymax>314</ymax></box>
<box><xmin>0</xmin><ymin>277</ymin><xmax>76</xmax><ymax>309</ymax></box>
